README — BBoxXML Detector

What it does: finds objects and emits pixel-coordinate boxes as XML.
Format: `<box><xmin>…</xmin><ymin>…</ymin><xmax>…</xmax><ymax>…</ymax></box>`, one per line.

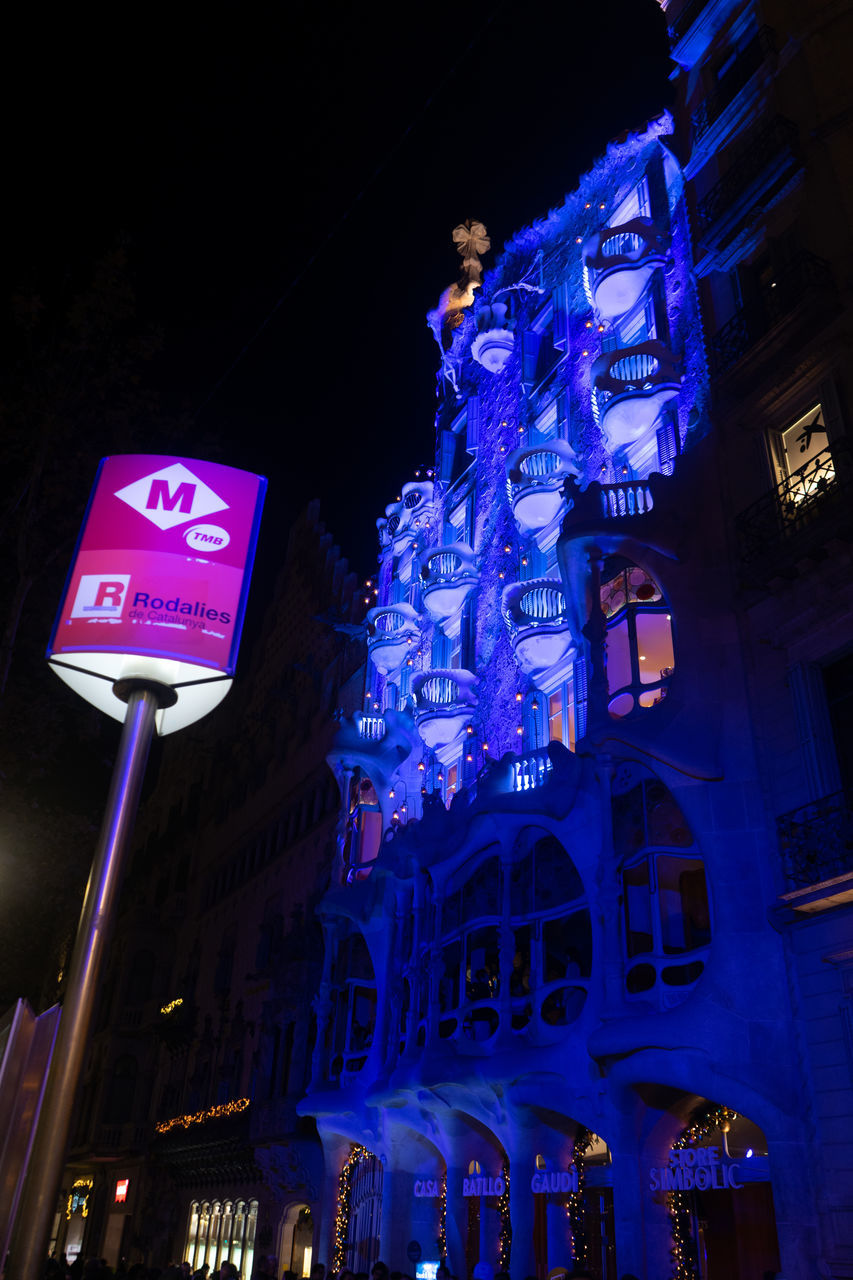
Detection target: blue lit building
<box><xmin>47</xmin><ymin>2</ymin><xmax>853</xmax><ymax>1278</ymax></box>
<box><xmin>301</xmin><ymin>3</ymin><xmax>853</xmax><ymax>1277</ymax></box>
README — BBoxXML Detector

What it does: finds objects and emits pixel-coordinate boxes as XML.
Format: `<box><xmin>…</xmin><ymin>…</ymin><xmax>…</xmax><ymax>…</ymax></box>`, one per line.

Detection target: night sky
<box><xmin>6</xmin><ymin>0</ymin><xmax>672</xmax><ymax>572</ymax></box>
<box><xmin>0</xmin><ymin>1</ymin><xmax>673</xmax><ymax>1003</ymax></box>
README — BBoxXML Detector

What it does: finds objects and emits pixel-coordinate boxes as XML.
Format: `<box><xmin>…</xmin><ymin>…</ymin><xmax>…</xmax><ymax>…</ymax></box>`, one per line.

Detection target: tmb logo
<box><xmin>114</xmin><ymin>462</ymin><xmax>229</xmax><ymax>531</ymax></box>
<box><xmin>70</xmin><ymin>574</ymin><xmax>131</xmax><ymax>619</ymax></box>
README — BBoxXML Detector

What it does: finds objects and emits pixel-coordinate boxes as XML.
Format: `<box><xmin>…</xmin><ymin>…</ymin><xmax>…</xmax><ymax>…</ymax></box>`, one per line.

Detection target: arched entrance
<box><xmin>278</xmin><ymin>1203</ymin><xmax>314</xmax><ymax>1278</ymax></box>
<box><xmin>655</xmin><ymin>1102</ymin><xmax>781</xmax><ymax>1279</ymax></box>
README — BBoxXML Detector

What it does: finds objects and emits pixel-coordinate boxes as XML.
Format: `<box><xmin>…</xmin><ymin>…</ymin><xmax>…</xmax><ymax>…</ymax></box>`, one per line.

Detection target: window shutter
<box><xmin>574</xmin><ymin>658</ymin><xmax>588</xmax><ymax>742</ymax></box>
<box><xmin>467</xmin><ymin>395</ymin><xmax>480</xmax><ymax>453</ymax></box>
<box><xmin>439</xmin><ymin>429</ymin><xmax>457</xmax><ymax>482</ymax></box>
<box><xmin>819</xmin><ymin>375</ymin><xmax>845</xmax><ymax>443</ymax></box>
<box><xmin>656</xmin><ymin>415</ymin><xmax>678</xmax><ymax>476</ymax></box>
<box><xmin>552</xmin><ymin>283</ymin><xmax>569</xmax><ymax>351</ymax></box>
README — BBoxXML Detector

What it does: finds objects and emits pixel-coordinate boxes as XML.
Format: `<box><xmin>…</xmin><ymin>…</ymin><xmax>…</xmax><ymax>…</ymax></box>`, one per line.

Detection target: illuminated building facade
<box><xmin>303</xmin><ymin>3</ymin><xmax>853</xmax><ymax>1279</ymax></box>
<box><xmin>46</xmin><ymin>2</ymin><xmax>853</xmax><ymax>1278</ymax></box>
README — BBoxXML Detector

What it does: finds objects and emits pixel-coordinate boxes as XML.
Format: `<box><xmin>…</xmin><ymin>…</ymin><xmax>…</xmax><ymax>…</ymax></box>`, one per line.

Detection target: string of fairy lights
<box><xmin>438</xmin><ymin>1177</ymin><xmax>447</xmax><ymax>1259</ymax></box>
<box><xmin>497</xmin><ymin>1161</ymin><xmax>511</xmax><ymax>1270</ymax></box>
<box><xmin>333</xmin><ymin>1144</ymin><xmax>375</xmax><ymax>1272</ymax></box>
<box><xmin>154</xmin><ymin>1097</ymin><xmax>250</xmax><ymax>1134</ymax></box>
<box><xmin>566</xmin><ymin>1128</ymin><xmax>594</xmax><ymax>1268</ymax></box>
<box><xmin>668</xmin><ymin>1104</ymin><xmax>737</xmax><ymax>1280</ymax></box>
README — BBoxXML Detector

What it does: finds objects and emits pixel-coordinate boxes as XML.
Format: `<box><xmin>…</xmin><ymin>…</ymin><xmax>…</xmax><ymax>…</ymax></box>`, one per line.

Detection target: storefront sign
<box><xmin>463</xmin><ymin>1175</ymin><xmax>505</xmax><ymax>1196</ymax></box>
<box><xmin>47</xmin><ymin>455</ymin><xmax>266</xmax><ymax>732</ymax></box>
<box><xmin>114</xmin><ymin>1179</ymin><xmax>129</xmax><ymax>1204</ymax></box>
<box><xmin>414</xmin><ymin>1179</ymin><xmax>442</xmax><ymax>1198</ymax></box>
<box><xmin>531</xmin><ymin>1169</ymin><xmax>579</xmax><ymax>1193</ymax></box>
<box><xmin>649</xmin><ymin>1145</ymin><xmax>742</xmax><ymax>1191</ymax></box>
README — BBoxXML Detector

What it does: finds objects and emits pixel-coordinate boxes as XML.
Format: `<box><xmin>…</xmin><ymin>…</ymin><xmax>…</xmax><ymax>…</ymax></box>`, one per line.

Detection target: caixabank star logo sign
<box><xmin>113</xmin><ymin>461</ymin><xmax>229</xmax><ymax>531</ymax></box>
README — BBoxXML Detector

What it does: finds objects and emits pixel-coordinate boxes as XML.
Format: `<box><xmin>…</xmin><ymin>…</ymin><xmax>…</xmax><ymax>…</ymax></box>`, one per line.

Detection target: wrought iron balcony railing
<box><xmin>711</xmin><ymin>251</ymin><xmax>834</xmax><ymax>376</ymax></box>
<box><xmin>691</xmin><ymin>28</ymin><xmax>775</xmax><ymax>141</ymax></box>
<box><xmin>696</xmin><ymin>116</ymin><xmax>798</xmax><ymax>235</ymax></box>
<box><xmin>736</xmin><ymin>440</ymin><xmax>852</xmax><ymax>567</ymax></box>
<box><xmin>778</xmin><ymin>788</ymin><xmax>853</xmax><ymax>889</ymax></box>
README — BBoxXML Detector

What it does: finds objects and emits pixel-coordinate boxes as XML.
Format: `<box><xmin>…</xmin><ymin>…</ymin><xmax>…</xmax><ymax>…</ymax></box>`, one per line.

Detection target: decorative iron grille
<box><xmin>696</xmin><ymin>116</ymin><xmax>798</xmax><ymax>233</ymax></box>
<box><xmin>690</xmin><ymin>28</ymin><xmax>775</xmax><ymax>141</ymax></box>
<box><xmin>735</xmin><ymin>439</ymin><xmax>852</xmax><ymax>566</ymax></box>
<box><xmin>711</xmin><ymin>250</ymin><xmax>834</xmax><ymax>375</ymax></box>
<box><xmin>777</xmin><ymin>788</ymin><xmax>853</xmax><ymax>888</ymax></box>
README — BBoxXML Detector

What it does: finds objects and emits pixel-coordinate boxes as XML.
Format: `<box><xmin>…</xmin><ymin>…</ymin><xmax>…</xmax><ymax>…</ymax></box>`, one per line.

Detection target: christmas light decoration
<box><xmin>438</xmin><ymin>1176</ymin><xmax>447</xmax><ymax>1260</ymax></box>
<box><xmin>333</xmin><ymin>1144</ymin><xmax>376</xmax><ymax>1272</ymax></box>
<box><xmin>566</xmin><ymin>1128</ymin><xmax>594</xmax><ymax>1267</ymax></box>
<box><xmin>160</xmin><ymin>997</ymin><xmax>183</xmax><ymax>1016</ymax></box>
<box><xmin>155</xmin><ymin>1097</ymin><xmax>250</xmax><ymax>1134</ymax></box>
<box><xmin>668</xmin><ymin>1104</ymin><xmax>737</xmax><ymax>1280</ymax></box>
<box><xmin>497</xmin><ymin>1160</ymin><xmax>511</xmax><ymax>1270</ymax></box>
<box><xmin>66</xmin><ymin>1178</ymin><xmax>93</xmax><ymax>1220</ymax></box>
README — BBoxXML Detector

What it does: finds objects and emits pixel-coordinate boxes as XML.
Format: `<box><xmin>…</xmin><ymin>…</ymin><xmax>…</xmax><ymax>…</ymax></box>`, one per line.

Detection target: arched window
<box><xmin>601</xmin><ymin>557</ymin><xmax>674</xmax><ymax>718</ymax></box>
<box><xmin>435</xmin><ymin>833</ymin><xmax>590</xmax><ymax>1043</ymax></box>
<box><xmin>344</xmin><ymin>771</ymin><xmax>383</xmax><ymax>883</ymax></box>
<box><xmin>614</xmin><ymin>769</ymin><xmax>711</xmax><ymax>998</ymax></box>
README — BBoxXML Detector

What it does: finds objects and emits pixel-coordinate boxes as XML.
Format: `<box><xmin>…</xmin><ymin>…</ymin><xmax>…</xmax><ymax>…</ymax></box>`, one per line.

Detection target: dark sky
<box><xmin>6</xmin><ymin>0</ymin><xmax>672</xmax><ymax>577</ymax></box>
<box><xmin>0</xmin><ymin>1</ymin><xmax>674</xmax><ymax>1005</ymax></box>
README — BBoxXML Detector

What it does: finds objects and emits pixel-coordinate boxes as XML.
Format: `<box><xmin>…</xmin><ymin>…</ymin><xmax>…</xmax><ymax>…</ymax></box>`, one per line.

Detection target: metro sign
<box><xmin>48</xmin><ymin>455</ymin><xmax>266</xmax><ymax>734</ymax></box>
<box><xmin>114</xmin><ymin>462</ymin><xmax>229</xmax><ymax>531</ymax></box>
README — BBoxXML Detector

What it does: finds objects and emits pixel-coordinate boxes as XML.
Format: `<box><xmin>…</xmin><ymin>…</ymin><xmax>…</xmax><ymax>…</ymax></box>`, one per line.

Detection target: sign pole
<box><xmin>6</xmin><ymin>682</ymin><xmax>170</xmax><ymax>1280</ymax></box>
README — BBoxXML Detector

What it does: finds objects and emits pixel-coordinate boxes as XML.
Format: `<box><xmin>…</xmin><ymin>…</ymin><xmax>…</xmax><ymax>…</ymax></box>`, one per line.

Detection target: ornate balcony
<box><xmin>711</xmin><ymin>251</ymin><xmax>835</xmax><ymax>376</ymax></box>
<box><xmin>690</xmin><ymin>27</ymin><xmax>775</xmax><ymax>143</ymax></box>
<box><xmin>736</xmin><ymin>440</ymin><xmax>853</xmax><ymax>573</ymax></box>
<box><xmin>695</xmin><ymin>116</ymin><xmax>799</xmax><ymax>240</ymax></box>
<box><xmin>584</xmin><ymin>218</ymin><xmax>667</xmax><ymax>320</ymax></box>
<box><xmin>592</xmin><ymin>342</ymin><xmax>680</xmax><ymax>450</ymax></box>
<box><xmin>778</xmin><ymin>788</ymin><xmax>853</xmax><ymax>890</ymax></box>
<box><xmin>413</xmin><ymin>669</ymin><xmax>477</xmax><ymax>749</ymax></box>
<box><xmin>366</xmin><ymin>603</ymin><xmax>421</xmax><ymax>676</ymax></box>
<box><xmin>377</xmin><ymin>481</ymin><xmax>437</xmax><ymax>553</ymax></box>
<box><xmin>471</xmin><ymin>302</ymin><xmax>516</xmax><ymax>373</ymax></box>
<box><xmin>420</xmin><ymin>543</ymin><xmax>479</xmax><ymax>632</ymax></box>
<box><xmin>502</xmin><ymin>577</ymin><xmax>577</xmax><ymax>678</ymax></box>
<box><xmin>505</xmin><ymin>441</ymin><xmax>580</xmax><ymax>535</ymax></box>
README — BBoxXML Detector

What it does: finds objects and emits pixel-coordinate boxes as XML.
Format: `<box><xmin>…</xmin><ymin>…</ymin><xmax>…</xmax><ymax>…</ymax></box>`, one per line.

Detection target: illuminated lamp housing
<box><xmin>505</xmin><ymin>440</ymin><xmax>580</xmax><ymax>534</ymax></box>
<box><xmin>420</xmin><ymin>542</ymin><xmax>479</xmax><ymax>634</ymax></box>
<box><xmin>366</xmin><ymin>603</ymin><xmax>421</xmax><ymax>677</ymax></box>
<box><xmin>501</xmin><ymin>578</ymin><xmax>577</xmax><ymax>679</ymax></box>
<box><xmin>592</xmin><ymin>341</ymin><xmax>680</xmax><ymax>451</ymax></box>
<box><xmin>583</xmin><ymin>217</ymin><xmax>667</xmax><ymax>320</ymax></box>
<box><xmin>471</xmin><ymin>301</ymin><xmax>516</xmax><ymax>373</ymax></box>
<box><xmin>413</xmin><ymin>669</ymin><xmax>478</xmax><ymax>749</ymax></box>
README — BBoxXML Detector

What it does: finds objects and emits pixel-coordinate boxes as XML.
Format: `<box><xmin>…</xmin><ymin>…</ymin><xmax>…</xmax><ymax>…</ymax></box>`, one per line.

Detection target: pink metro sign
<box><xmin>48</xmin><ymin>455</ymin><xmax>266</xmax><ymax>733</ymax></box>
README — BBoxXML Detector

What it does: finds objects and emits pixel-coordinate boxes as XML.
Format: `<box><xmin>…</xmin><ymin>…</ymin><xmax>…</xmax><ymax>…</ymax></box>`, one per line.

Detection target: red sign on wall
<box><xmin>115</xmin><ymin>1179</ymin><xmax>129</xmax><ymax>1204</ymax></box>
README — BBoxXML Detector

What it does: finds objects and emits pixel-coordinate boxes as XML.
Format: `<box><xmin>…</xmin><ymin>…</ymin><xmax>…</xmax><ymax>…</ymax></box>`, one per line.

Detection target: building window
<box><xmin>433</xmin><ymin>832</ymin><xmax>591</xmax><ymax>1043</ymax></box>
<box><xmin>769</xmin><ymin>402</ymin><xmax>834</xmax><ymax>504</ymax></box>
<box><xmin>328</xmin><ymin>930</ymin><xmax>377</xmax><ymax>1078</ymax></box>
<box><xmin>185</xmin><ymin>1198</ymin><xmax>257</xmax><ymax>1277</ymax></box>
<box><xmin>344</xmin><ymin>771</ymin><xmax>383</xmax><ymax>883</ymax></box>
<box><xmin>601</xmin><ymin>558</ymin><xmax>674</xmax><ymax>718</ymax></box>
<box><xmin>613</xmin><ymin>770</ymin><xmax>711</xmax><ymax>997</ymax></box>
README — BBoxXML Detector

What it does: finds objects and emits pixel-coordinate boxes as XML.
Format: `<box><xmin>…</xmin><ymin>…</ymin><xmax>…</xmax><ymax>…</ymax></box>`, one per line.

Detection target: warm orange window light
<box><xmin>115</xmin><ymin>1179</ymin><xmax>129</xmax><ymax>1204</ymax></box>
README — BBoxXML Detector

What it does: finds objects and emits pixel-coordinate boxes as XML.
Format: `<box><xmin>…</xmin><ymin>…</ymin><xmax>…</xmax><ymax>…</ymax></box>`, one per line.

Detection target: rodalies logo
<box><xmin>114</xmin><ymin>462</ymin><xmax>229</xmax><ymax>531</ymax></box>
<box><xmin>70</xmin><ymin>574</ymin><xmax>131</xmax><ymax>619</ymax></box>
